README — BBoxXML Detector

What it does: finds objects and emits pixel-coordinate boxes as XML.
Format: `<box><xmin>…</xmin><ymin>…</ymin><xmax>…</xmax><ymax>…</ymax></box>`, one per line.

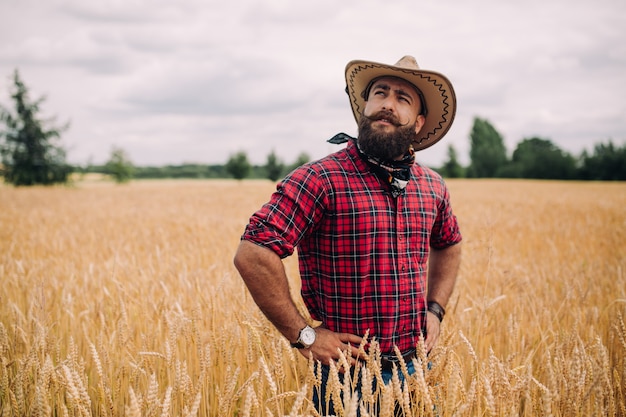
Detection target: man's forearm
<box><xmin>427</xmin><ymin>242</ymin><xmax>462</xmax><ymax>309</ymax></box>
<box><xmin>233</xmin><ymin>240</ymin><xmax>307</xmax><ymax>343</ymax></box>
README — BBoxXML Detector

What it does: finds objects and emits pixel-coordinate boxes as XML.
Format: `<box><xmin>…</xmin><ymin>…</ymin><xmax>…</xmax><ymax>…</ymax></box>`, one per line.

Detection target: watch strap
<box><xmin>427</xmin><ymin>301</ymin><xmax>446</xmax><ymax>322</ymax></box>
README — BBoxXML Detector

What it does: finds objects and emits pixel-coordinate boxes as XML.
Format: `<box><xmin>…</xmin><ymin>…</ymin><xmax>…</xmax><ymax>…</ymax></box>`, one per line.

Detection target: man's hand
<box><xmin>424</xmin><ymin>311</ymin><xmax>441</xmax><ymax>353</ymax></box>
<box><xmin>297</xmin><ymin>327</ymin><xmax>364</xmax><ymax>368</ymax></box>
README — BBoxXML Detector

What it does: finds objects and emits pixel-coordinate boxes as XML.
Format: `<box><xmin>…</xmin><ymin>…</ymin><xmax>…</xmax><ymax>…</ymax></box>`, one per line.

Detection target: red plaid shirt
<box><xmin>242</xmin><ymin>140</ymin><xmax>462</xmax><ymax>356</ymax></box>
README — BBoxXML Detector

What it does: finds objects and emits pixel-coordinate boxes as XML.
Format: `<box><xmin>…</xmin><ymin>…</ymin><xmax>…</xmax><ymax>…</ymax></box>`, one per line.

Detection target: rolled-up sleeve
<box><xmin>242</xmin><ymin>165</ymin><xmax>327</xmax><ymax>259</ymax></box>
<box><xmin>429</xmin><ymin>182</ymin><xmax>462</xmax><ymax>249</ymax></box>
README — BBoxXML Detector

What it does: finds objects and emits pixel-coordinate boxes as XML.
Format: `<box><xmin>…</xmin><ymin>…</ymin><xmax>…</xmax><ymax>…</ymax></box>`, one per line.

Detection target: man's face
<box><xmin>357</xmin><ymin>77</ymin><xmax>425</xmax><ymax>160</ymax></box>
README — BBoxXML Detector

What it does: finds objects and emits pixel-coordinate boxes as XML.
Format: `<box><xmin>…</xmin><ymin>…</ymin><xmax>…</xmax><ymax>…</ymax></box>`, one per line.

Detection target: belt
<box><xmin>379</xmin><ymin>350</ymin><xmax>416</xmax><ymax>371</ymax></box>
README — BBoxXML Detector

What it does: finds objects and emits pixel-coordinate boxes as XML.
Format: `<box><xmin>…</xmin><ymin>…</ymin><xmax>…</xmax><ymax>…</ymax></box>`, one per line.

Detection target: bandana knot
<box><xmin>357</xmin><ymin>141</ymin><xmax>415</xmax><ymax>197</ymax></box>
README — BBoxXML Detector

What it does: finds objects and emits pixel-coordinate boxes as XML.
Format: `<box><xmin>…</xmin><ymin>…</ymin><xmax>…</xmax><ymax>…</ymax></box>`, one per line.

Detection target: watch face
<box><xmin>301</xmin><ymin>326</ymin><xmax>316</xmax><ymax>346</ymax></box>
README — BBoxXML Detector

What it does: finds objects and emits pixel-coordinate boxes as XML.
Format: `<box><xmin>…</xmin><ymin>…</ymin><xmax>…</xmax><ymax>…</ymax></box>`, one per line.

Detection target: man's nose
<box><xmin>380</xmin><ymin>96</ymin><xmax>396</xmax><ymax>112</ymax></box>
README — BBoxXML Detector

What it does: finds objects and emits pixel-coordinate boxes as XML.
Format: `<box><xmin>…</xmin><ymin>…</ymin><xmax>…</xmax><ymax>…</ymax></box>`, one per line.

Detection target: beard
<box><xmin>357</xmin><ymin>111</ymin><xmax>418</xmax><ymax>161</ymax></box>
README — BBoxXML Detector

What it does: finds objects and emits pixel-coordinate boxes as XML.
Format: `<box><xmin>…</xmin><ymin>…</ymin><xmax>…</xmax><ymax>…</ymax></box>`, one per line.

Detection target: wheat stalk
<box><xmin>483</xmin><ymin>374</ymin><xmax>496</xmax><ymax>417</ymax></box>
<box><xmin>285</xmin><ymin>384</ymin><xmax>307</xmax><ymax>417</ymax></box>
<box><xmin>160</xmin><ymin>386</ymin><xmax>173</xmax><ymax>417</ymax></box>
<box><xmin>127</xmin><ymin>387</ymin><xmax>141</xmax><ymax>417</ymax></box>
<box><xmin>184</xmin><ymin>389</ymin><xmax>201</xmax><ymax>417</ymax></box>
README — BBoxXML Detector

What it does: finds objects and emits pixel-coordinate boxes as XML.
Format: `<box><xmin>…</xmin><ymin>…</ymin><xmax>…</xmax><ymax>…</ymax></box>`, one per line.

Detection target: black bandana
<box><xmin>327</xmin><ymin>133</ymin><xmax>415</xmax><ymax>198</ymax></box>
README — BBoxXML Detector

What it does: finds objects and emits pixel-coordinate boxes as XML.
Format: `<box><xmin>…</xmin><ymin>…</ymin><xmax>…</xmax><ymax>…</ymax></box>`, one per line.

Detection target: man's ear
<box><xmin>414</xmin><ymin>115</ymin><xmax>426</xmax><ymax>134</ymax></box>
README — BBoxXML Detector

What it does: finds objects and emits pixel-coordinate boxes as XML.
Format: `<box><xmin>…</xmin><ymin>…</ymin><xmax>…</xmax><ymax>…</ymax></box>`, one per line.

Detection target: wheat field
<box><xmin>0</xmin><ymin>178</ymin><xmax>624</xmax><ymax>416</ymax></box>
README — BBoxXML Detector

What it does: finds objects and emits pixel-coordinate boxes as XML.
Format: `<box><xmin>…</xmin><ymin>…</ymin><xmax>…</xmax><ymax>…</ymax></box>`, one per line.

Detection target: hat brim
<box><xmin>345</xmin><ymin>59</ymin><xmax>457</xmax><ymax>152</ymax></box>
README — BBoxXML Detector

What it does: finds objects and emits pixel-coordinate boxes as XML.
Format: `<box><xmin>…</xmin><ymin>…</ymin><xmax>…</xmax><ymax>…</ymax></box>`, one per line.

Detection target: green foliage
<box><xmin>105</xmin><ymin>146</ymin><xmax>134</xmax><ymax>183</ymax></box>
<box><xmin>225</xmin><ymin>151</ymin><xmax>251</xmax><ymax>180</ymax></box>
<box><xmin>265</xmin><ymin>149</ymin><xmax>285</xmax><ymax>181</ymax></box>
<box><xmin>131</xmin><ymin>164</ymin><xmax>228</xmax><ymax>179</ymax></box>
<box><xmin>510</xmin><ymin>137</ymin><xmax>577</xmax><ymax>179</ymax></box>
<box><xmin>0</xmin><ymin>69</ymin><xmax>71</xmax><ymax>186</ymax></box>
<box><xmin>439</xmin><ymin>145</ymin><xmax>464</xmax><ymax>178</ymax></box>
<box><xmin>579</xmin><ymin>141</ymin><xmax>626</xmax><ymax>181</ymax></box>
<box><xmin>467</xmin><ymin>117</ymin><xmax>508</xmax><ymax>178</ymax></box>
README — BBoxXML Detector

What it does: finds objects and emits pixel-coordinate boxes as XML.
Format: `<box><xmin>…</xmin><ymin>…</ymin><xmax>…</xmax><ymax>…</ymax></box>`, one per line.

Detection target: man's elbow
<box><xmin>233</xmin><ymin>239</ymin><xmax>250</xmax><ymax>275</ymax></box>
<box><xmin>234</xmin><ymin>239</ymin><xmax>273</xmax><ymax>279</ymax></box>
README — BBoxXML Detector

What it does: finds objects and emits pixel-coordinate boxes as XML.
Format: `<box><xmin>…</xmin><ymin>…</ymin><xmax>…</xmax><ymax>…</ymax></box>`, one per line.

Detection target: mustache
<box><xmin>362</xmin><ymin>110</ymin><xmax>411</xmax><ymax>127</ymax></box>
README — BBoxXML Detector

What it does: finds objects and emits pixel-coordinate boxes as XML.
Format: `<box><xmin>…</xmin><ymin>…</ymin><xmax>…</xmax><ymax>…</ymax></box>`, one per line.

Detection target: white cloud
<box><xmin>1</xmin><ymin>0</ymin><xmax>625</xmax><ymax>167</ymax></box>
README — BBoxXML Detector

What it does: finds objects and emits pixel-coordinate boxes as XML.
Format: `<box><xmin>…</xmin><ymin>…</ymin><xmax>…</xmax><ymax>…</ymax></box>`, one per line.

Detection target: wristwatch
<box><xmin>290</xmin><ymin>325</ymin><xmax>316</xmax><ymax>349</ymax></box>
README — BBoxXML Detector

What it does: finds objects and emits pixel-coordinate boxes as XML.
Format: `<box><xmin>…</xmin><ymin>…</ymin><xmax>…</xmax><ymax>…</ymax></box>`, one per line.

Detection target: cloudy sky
<box><xmin>1</xmin><ymin>0</ymin><xmax>624</xmax><ymax>167</ymax></box>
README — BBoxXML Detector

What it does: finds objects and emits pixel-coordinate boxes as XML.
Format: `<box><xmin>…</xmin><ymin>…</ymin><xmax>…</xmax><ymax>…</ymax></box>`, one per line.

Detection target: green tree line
<box><xmin>437</xmin><ymin>117</ymin><xmax>626</xmax><ymax>181</ymax></box>
<box><xmin>81</xmin><ymin>150</ymin><xmax>310</xmax><ymax>182</ymax></box>
<box><xmin>2</xmin><ymin>71</ymin><xmax>625</xmax><ymax>185</ymax></box>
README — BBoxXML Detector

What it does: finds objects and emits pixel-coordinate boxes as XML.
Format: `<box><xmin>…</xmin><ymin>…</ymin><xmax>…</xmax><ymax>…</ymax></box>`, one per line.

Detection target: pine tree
<box><xmin>0</xmin><ymin>70</ymin><xmax>71</xmax><ymax>185</ymax></box>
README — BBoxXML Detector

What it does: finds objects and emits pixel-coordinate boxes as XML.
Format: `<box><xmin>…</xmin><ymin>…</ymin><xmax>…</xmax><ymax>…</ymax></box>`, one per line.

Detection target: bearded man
<box><xmin>234</xmin><ymin>56</ymin><xmax>462</xmax><ymax>415</ymax></box>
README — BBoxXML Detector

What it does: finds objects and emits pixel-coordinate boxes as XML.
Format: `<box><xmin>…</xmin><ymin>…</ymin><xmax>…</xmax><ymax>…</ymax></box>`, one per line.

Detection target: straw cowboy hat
<box><xmin>345</xmin><ymin>55</ymin><xmax>457</xmax><ymax>152</ymax></box>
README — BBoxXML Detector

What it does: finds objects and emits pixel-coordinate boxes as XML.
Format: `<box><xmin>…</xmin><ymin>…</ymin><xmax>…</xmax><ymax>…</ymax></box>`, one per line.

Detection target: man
<box><xmin>234</xmin><ymin>56</ymin><xmax>462</xmax><ymax>413</ymax></box>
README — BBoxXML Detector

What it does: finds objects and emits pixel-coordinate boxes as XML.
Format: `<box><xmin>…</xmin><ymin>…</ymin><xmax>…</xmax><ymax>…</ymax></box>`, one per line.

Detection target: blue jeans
<box><xmin>312</xmin><ymin>360</ymin><xmax>417</xmax><ymax>416</ymax></box>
